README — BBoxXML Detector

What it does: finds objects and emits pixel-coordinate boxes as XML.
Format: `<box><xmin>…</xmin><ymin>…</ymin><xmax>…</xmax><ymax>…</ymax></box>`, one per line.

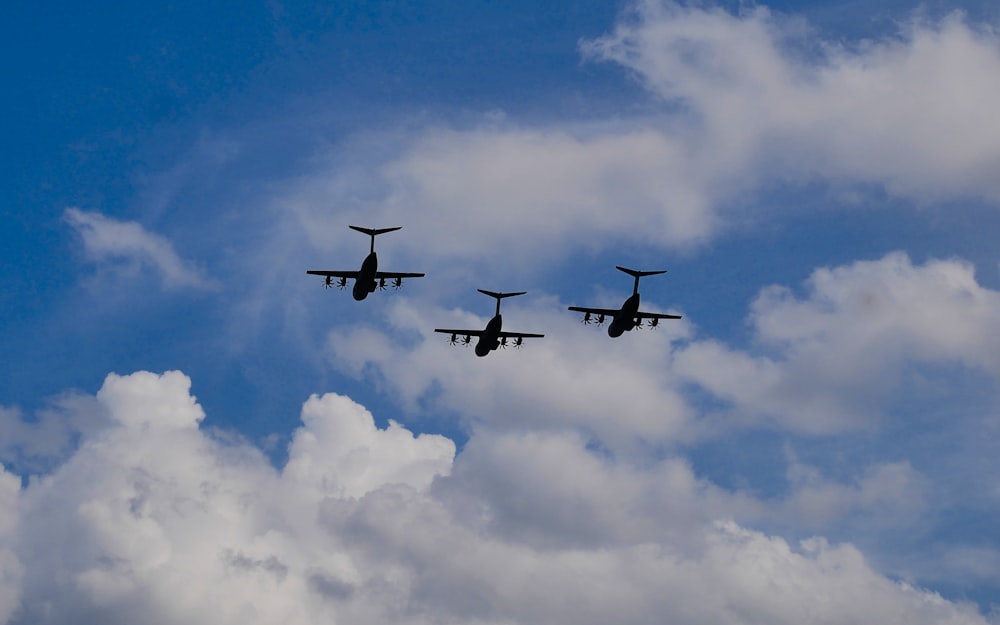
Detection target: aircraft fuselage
<box><xmin>353</xmin><ymin>252</ymin><xmax>378</xmax><ymax>300</ymax></box>
<box><xmin>475</xmin><ymin>314</ymin><xmax>503</xmax><ymax>357</ymax></box>
<box><xmin>608</xmin><ymin>293</ymin><xmax>641</xmax><ymax>337</ymax></box>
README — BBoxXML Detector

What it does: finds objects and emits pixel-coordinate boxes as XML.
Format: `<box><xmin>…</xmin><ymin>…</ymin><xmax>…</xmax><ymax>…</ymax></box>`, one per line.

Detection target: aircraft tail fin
<box><xmin>616</xmin><ymin>266</ymin><xmax>667</xmax><ymax>278</ymax></box>
<box><xmin>349</xmin><ymin>225</ymin><xmax>403</xmax><ymax>237</ymax></box>
<box><xmin>477</xmin><ymin>289</ymin><xmax>527</xmax><ymax>300</ymax></box>
<box><xmin>478</xmin><ymin>289</ymin><xmax>527</xmax><ymax>316</ymax></box>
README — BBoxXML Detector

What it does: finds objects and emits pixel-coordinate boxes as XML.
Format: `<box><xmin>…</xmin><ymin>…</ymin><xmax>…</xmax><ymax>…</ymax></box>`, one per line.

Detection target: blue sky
<box><xmin>3</xmin><ymin>1</ymin><xmax>1000</xmax><ymax>623</ymax></box>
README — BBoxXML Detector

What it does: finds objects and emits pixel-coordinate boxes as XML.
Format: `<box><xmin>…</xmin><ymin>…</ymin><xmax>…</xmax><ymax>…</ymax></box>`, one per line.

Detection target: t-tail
<box><xmin>349</xmin><ymin>225</ymin><xmax>403</xmax><ymax>253</ymax></box>
<box><xmin>478</xmin><ymin>289</ymin><xmax>527</xmax><ymax>316</ymax></box>
<box><xmin>616</xmin><ymin>266</ymin><xmax>667</xmax><ymax>295</ymax></box>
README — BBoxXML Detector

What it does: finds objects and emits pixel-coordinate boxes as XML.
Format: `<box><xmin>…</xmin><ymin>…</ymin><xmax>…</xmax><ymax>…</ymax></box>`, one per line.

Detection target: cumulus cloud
<box><xmin>582</xmin><ymin>0</ymin><xmax>1000</xmax><ymax>202</ymax></box>
<box><xmin>0</xmin><ymin>394</ymin><xmax>108</xmax><ymax>473</ymax></box>
<box><xmin>0</xmin><ymin>464</ymin><xmax>21</xmax><ymax>625</ymax></box>
<box><xmin>283</xmin><ymin>391</ymin><xmax>455</xmax><ymax>499</ymax></box>
<box><xmin>64</xmin><ymin>208</ymin><xmax>215</xmax><ymax>290</ymax></box>
<box><xmin>674</xmin><ymin>252</ymin><xmax>1000</xmax><ymax>433</ymax></box>
<box><xmin>0</xmin><ymin>370</ymin><xmax>989</xmax><ymax>624</ymax></box>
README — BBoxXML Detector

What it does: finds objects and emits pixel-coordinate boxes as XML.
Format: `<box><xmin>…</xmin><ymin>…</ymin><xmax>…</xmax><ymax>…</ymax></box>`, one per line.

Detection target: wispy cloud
<box><xmin>64</xmin><ymin>207</ymin><xmax>215</xmax><ymax>290</ymax></box>
<box><xmin>272</xmin><ymin>3</ymin><xmax>1000</xmax><ymax>277</ymax></box>
<box><xmin>582</xmin><ymin>1</ymin><xmax>1000</xmax><ymax>202</ymax></box>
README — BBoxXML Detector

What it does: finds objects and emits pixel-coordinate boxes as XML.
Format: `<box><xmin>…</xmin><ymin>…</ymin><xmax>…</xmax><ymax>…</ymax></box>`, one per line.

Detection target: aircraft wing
<box><xmin>376</xmin><ymin>271</ymin><xmax>425</xmax><ymax>279</ymax></box>
<box><xmin>307</xmin><ymin>270</ymin><xmax>358</xmax><ymax>278</ymax></box>
<box><xmin>434</xmin><ymin>328</ymin><xmax>484</xmax><ymax>337</ymax></box>
<box><xmin>567</xmin><ymin>306</ymin><xmax>619</xmax><ymax>316</ymax></box>
<box><xmin>636</xmin><ymin>310</ymin><xmax>683</xmax><ymax>320</ymax></box>
<box><xmin>569</xmin><ymin>305</ymin><xmax>682</xmax><ymax>321</ymax></box>
<box><xmin>498</xmin><ymin>331</ymin><xmax>544</xmax><ymax>339</ymax></box>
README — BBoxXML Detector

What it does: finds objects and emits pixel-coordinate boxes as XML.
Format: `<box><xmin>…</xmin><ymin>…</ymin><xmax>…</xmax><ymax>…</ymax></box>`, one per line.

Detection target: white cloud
<box><xmin>781</xmin><ymin>459</ymin><xmax>927</xmax><ymax>529</ymax></box>
<box><xmin>324</xmin><ymin>296</ymin><xmax>694</xmax><ymax>453</ymax></box>
<box><xmin>0</xmin><ymin>464</ymin><xmax>21</xmax><ymax>625</ymax></box>
<box><xmin>283</xmin><ymin>392</ymin><xmax>455</xmax><ymax>499</ymax></box>
<box><xmin>0</xmin><ymin>394</ymin><xmax>108</xmax><ymax>472</ymax></box>
<box><xmin>674</xmin><ymin>252</ymin><xmax>1000</xmax><ymax>433</ymax></box>
<box><xmin>582</xmin><ymin>1</ymin><xmax>1000</xmax><ymax>203</ymax></box>
<box><xmin>0</xmin><ymin>370</ymin><xmax>989</xmax><ymax>624</ymax></box>
<box><xmin>378</xmin><ymin>128</ymin><xmax>720</xmax><ymax>256</ymax></box>
<box><xmin>64</xmin><ymin>208</ymin><xmax>215</xmax><ymax>290</ymax></box>
<box><xmin>273</xmin><ymin>123</ymin><xmax>723</xmax><ymax>282</ymax></box>
<box><xmin>265</xmin><ymin>2</ymin><xmax>1000</xmax><ymax>276</ymax></box>
<box><xmin>311</xmin><ymin>250</ymin><xmax>1000</xmax><ymax>572</ymax></box>
<box><xmin>323</xmin><ymin>253</ymin><xmax>1000</xmax><ymax>445</ymax></box>
<box><xmin>437</xmin><ymin>427</ymin><xmax>766</xmax><ymax>551</ymax></box>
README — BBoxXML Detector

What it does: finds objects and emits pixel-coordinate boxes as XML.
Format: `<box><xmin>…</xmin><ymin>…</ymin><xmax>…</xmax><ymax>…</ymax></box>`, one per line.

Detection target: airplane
<box><xmin>435</xmin><ymin>290</ymin><xmax>544</xmax><ymax>357</ymax></box>
<box><xmin>306</xmin><ymin>226</ymin><xmax>425</xmax><ymax>301</ymax></box>
<box><xmin>568</xmin><ymin>266</ymin><xmax>682</xmax><ymax>337</ymax></box>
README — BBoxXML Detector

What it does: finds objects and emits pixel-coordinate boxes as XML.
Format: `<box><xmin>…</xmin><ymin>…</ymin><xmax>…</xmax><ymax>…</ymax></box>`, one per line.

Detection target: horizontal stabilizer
<box><xmin>616</xmin><ymin>266</ymin><xmax>667</xmax><ymax>278</ymax></box>
<box><xmin>478</xmin><ymin>289</ymin><xmax>527</xmax><ymax>300</ymax></box>
<box><xmin>349</xmin><ymin>225</ymin><xmax>402</xmax><ymax>237</ymax></box>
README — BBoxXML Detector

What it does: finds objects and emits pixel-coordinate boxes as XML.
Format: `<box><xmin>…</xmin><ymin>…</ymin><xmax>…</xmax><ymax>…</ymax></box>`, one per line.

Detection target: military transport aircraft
<box><xmin>307</xmin><ymin>226</ymin><xmax>425</xmax><ymax>301</ymax></box>
<box><xmin>568</xmin><ymin>266</ymin><xmax>682</xmax><ymax>337</ymax></box>
<box><xmin>435</xmin><ymin>290</ymin><xmax>544</xmax><ymax>357</ymax></box>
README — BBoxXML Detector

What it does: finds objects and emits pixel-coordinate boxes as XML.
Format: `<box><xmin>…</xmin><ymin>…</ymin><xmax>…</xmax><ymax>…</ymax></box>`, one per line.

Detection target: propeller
<box><xmin>448</xmin><ymin>333</ymin><xmax>459</xmax><ymax>345</ymax></box>
<box><xmin>634</xmin><ymin>317</ymin><xmax>644</xmax><ymax>329</ymax></box>
<box><xmin>499</xmin><ymin>337</ymin><xmax>508</xmax><ymax>349</ymax></box>
<box><xmin>393</xmin><ymin>277</ymin><xmax>404</xmax><ymax>290</ymax></box>
<box><xmin>378</xmin><ymin>277</ymin><xmax>387</xmax><ymax>291</ymax></box>
<box><xmin>582</xmin><ymin>312</ymin><xmax>592</xmax><ymax>325</ymax></box>
<box><xmin>513</xmin><ymin>336</ymin><xmax>523</xmax><ymax>349</ymax></box>
<box><xmin>337</xmin><ymin>277</ymin><xmax>348</xmax><ymax>289</ymax></box>
<box><xmin>649</xmin><ymin>317</ymin><xmax>659</xmax><ymax>329</ymax></box>
<box><xmin>324</xmin><ymin>276</ymin><xmax>333</xmax><ymax>289</ymax></box>
<box><xmin>462</xmin><ymin>335</ymin><xmax>472</xmax><ymax>346</ymax></box>
<box><xmin>596</xmin><ymin>314</ymin><xmax>606</xmax><ymax>326</ymax></box>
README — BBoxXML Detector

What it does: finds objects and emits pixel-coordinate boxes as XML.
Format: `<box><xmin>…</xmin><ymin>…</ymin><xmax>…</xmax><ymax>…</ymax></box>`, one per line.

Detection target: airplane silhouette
<box><xmin>435</xmin><ymin>290</ymin><xmax>544</xmax><ymax>357</ymax></box>
<box><xmin>307</xmin><ymin>226</ymin><xmax>425</xmax><ymax>300</ymax></box>
<box><xmin>568</xmin><ymin>266</ymin><xmax>682</xmax><ymax>337</ymax></box>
